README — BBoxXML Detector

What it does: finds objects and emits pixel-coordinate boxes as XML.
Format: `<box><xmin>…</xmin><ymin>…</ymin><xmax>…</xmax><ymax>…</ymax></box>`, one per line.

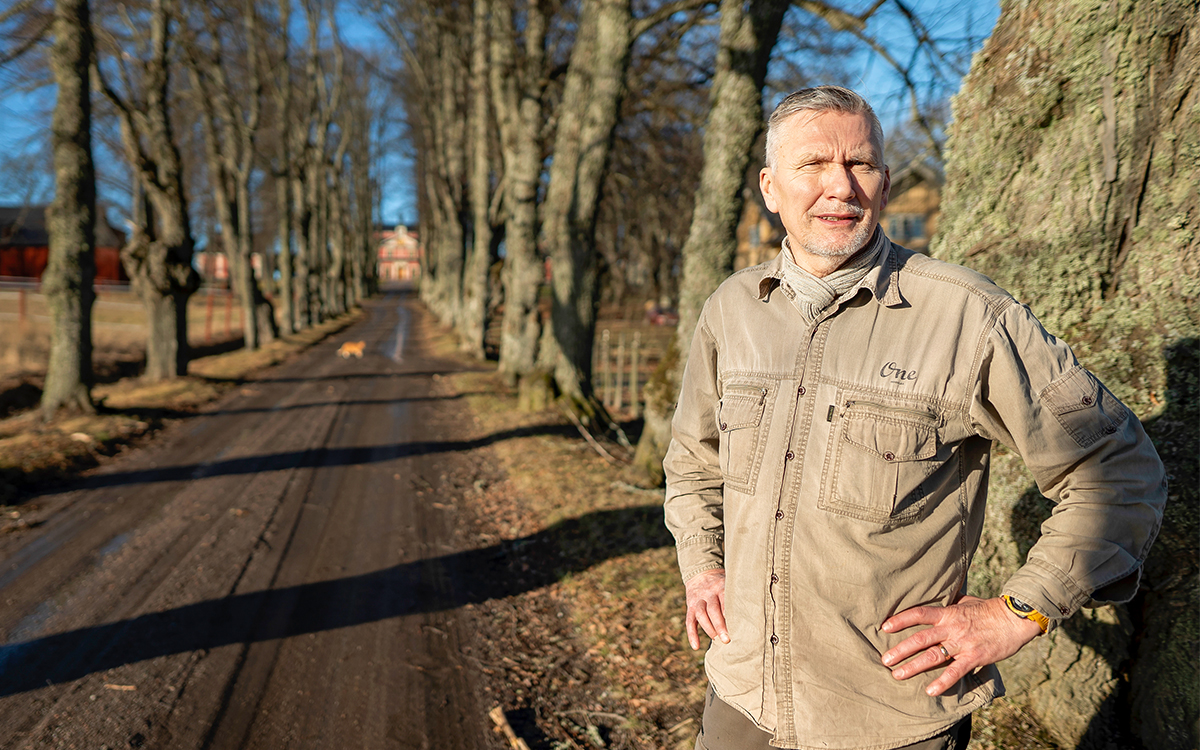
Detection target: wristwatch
<box><xmin>1002</xmin><ymin>594</ymin><xmax>1052</xmax><ymax>634</ymax></box>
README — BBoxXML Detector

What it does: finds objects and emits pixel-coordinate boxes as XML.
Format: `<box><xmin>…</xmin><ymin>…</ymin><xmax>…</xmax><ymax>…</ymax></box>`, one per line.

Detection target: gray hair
<box><xmin>764</xmin><ymin>86</ymin><xmax>885</xmax><ymax>170</ymax></box>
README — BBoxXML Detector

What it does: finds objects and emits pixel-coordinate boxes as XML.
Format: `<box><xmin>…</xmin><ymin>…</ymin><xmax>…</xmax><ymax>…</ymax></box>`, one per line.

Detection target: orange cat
<box><xmin>337</xmin><ymin>341</ymin><xmax>366</xmax><ymax>359</ymax></box>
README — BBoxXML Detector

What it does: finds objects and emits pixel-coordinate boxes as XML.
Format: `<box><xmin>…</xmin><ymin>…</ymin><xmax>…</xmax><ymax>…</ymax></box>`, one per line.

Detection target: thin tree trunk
<box><xmin>628</xmin><ymin>0</ymin><xmax>788</xmax><ymax>484</ymax></box>
<box><xmin>41</xmin><ymin>0</ymin><xmax>96</xmax><ymax>418</ymax></box>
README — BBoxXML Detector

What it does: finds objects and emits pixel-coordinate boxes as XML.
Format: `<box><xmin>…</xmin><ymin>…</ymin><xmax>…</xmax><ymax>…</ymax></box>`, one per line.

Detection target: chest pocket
<box><xmin>718</xmin><ymin>382</ymin><xmax>771</xmax><ymax>492</ymax></box>
<box><xmin>820</xmin><ymin>399</ymin><xmax>940</xmax><ymax>526</ymax></box>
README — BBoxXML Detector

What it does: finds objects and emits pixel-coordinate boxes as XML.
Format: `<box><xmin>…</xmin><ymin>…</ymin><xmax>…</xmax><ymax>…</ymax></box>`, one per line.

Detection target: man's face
<box><xmin>759</xmin><ymin>110</ymin><xmax>890</xmax><ymax>274</ymax></box>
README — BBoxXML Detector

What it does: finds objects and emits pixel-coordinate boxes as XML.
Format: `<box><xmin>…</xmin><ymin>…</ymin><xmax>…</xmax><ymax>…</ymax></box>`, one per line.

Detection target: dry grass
<box><xmin>0</xmin><ymin>288</ymin><xmax>252</xmax><ymax>380</ymax></box>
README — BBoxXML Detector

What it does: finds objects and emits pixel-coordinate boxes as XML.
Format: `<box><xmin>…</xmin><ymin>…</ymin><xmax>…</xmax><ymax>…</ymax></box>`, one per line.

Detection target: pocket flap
<box><xmin>843</xmin><ymin>415</ymin><xmax>937</xmax><ymax>462</ymax></box>
<box><xmin>719</xmin><ymin>385</ymin><xmax>767</xmax><ymax>432</ymax></box>
<box><xmin>1040</xmin><ymin>365</ymin><xmax>1129</xmax><ymax>447</ymax></box>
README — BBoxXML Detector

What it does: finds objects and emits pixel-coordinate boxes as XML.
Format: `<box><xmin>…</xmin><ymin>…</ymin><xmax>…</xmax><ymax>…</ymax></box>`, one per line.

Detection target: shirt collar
<box><xmin>757</xmin><ymin>227</ymin><xmax>905</xmax><ymax>308</ymax></box>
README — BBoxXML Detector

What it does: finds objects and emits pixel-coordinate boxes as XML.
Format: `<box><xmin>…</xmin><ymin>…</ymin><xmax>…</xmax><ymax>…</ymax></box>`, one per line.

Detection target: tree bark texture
<box><xmin>629</xmin><ymin>0</ymin><xmax>789</xmax><ymax>484</ymax></box>
<box><xmin>491</xmin><ymin>0</ymin><xmax>548</xmax><ymax>384</ymax></box>
<box><xmin>41</xmin><ymin>0</ymin><xmax>96</xmax><ymax>419</ymax></box>
<box><xmin>931</xmin><ymin>2</ymin><xmax>1198</xmax><ymax>747</ymax></box>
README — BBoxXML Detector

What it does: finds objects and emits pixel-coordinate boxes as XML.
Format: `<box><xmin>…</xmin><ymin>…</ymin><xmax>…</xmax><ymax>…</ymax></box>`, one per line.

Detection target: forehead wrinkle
<box><xmin>786</xmin><ymin>144</ymin><xmax>879</xmax><ymax>168</ymax></box>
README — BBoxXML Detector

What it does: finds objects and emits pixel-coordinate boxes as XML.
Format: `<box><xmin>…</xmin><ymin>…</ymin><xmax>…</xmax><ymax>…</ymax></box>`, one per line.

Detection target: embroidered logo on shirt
<box><xmin>880</xmin><ymin>361</ymin><xmax>918</xmax><ymax>385</ymax></box>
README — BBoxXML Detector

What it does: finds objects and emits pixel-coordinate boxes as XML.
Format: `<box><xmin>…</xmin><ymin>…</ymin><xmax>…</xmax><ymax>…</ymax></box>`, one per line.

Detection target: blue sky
<box><xmin>0</xmin><ymin>0</ymin><xmax>1000</xmax><ymax>228</ymax></box>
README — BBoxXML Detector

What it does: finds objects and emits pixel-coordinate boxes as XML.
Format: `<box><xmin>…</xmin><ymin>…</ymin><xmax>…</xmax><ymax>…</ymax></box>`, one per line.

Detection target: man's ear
<box><xmin>760</xmin><ymin>167</ymin><xmax>779</xmax><ymax>214</ymax></box>
<box><xmin>880</xmin><ymin>166</ymin><xmax>891</xmax><ymax>212</ymax></box>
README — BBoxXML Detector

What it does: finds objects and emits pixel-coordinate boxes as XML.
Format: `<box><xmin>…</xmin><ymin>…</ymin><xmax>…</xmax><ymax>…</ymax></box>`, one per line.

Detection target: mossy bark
<box><xmin>41</xmin><ymin>0</ymin><xmax>96</xmax><ymax>419</ymax></box>
<box><xmin>933</xmin><ymin>1</ymin><xmax>1199</xmax><ymax>746</ymax></box>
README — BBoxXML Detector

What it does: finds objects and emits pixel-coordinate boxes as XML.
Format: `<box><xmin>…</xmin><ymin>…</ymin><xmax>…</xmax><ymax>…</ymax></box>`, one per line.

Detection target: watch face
<box><xmin>1009</xmin><ymin>597</ymin><xmax>1035</xmax><ymax>614</ymax></box>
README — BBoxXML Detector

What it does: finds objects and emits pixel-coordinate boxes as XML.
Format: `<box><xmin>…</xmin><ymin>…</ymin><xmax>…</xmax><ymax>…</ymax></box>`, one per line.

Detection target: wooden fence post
<box><xmin>631</xmin><ymin>331</ymin><xmax>641</xmax><ymax>418</ymax></box>
<box><xmin>205</xmin><ymin>289</ymin><xmax>215</xmax><ymax>344</ymax></box>
<box><xmin>600</xmin><ymin>329</ymin><xmax>611</xmax><ymax>406</ymax></box>
<box><xmin>615</xmin><ymin>331</ymin><xmax>626</xmax><ymax>412</ymax></box>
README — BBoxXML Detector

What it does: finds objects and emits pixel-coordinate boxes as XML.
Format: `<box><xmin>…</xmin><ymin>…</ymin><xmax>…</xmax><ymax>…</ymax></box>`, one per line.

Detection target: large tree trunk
<box><xmin>459</xmin><ymin>0</ymin><xmax>493</xmax><ymax>359</ymax></box>
<box><xmin>931</xmin><ymin>2</ymin><xmax>1199</xmax><ymax>747</ymax></box>
<box><xmin>101</xmin><ymin>0</ymin><xmax>199</xmax><ymax>381</ymax></box>
<box><xmin>540</xmin><ymin>0</ymin><xmax>632</xmax><ymax>415</ymax></box>
<box><xmin>628</xmin><ymin>0</ymin><xmax>788</xmax><ymax>484</ymax></box>
<box><xmin>491</xmin><ymin>0</ymin><xmax>548</xmax><ymax>387</ymax></box>
<box><xmin>41</xmin><ymin>0</ymin><xmax>96</xmax><ymax>419</ymax></box>
<box><xmin>122</xmin><ymin>184</ymin><xmax>198</xmax><ymax>381</ymax></box>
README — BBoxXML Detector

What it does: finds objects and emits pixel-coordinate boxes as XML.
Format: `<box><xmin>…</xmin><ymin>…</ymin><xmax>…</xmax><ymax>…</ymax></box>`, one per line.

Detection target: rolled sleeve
<box><xmin>969</xmin><ymin>303</ymin><xmax>1167</xmax><ymax>621</ymax></box>
<box><xmin>663</xmin><ymin>312</ymin><xmax>727</xmax><ymax>583</ymax></box>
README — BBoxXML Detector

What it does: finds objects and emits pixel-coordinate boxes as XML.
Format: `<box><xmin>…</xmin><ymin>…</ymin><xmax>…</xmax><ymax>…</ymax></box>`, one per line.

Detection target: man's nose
<box><xmin>821</xmin><ymin>164</ymin><xmax>857</xmax><ymax>201</ymax></box>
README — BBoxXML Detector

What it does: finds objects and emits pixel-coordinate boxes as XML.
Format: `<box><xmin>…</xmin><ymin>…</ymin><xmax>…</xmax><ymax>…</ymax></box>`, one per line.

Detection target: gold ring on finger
<box><xmin>939</xmin><ymin>644</ymin><xmax>950</xmax><ymax>660</ymax></box>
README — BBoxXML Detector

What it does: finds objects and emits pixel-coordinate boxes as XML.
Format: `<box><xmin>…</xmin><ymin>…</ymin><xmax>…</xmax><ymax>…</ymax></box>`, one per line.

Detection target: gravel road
<box><xmin>0</xmin><ymin>292</ymin><xmax>496</xmax><ymax>750</ymax></box>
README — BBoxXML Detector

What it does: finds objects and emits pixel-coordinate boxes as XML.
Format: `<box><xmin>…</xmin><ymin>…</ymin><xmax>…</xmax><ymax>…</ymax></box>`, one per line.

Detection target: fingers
<box><xmin>683</xmin><ymin>569</ymin><xmax>729</xmax><ymax>650</ymax></box>
<box><xmin>881</xmin><ymin>605</ymin><xmax>939</xmax><ymax>634</ymax></box>
<box><xmin>686</xmin><ymin>596</ymin><xmax>729</xmax><ymax>649</ymax></box>
<box><xmin>881</xmin><ymin>597</ymin><xmax>1044</xmax><ymax>696</ymax></box>
<box><xmin>881</xmin><ymin>623</ymin><xmax>943</xmax><ymax>669</ymax></box>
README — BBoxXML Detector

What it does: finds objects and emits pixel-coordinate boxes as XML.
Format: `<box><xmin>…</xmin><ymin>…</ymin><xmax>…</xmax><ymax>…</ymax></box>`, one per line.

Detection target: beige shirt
<box><xmin>663</xmin><ymin>240</ymin><xmax>1166</xmax><ymax>750</ymax></box>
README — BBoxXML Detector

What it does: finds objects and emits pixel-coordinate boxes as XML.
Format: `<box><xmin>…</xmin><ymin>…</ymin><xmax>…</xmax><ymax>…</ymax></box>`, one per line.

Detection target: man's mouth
<box><xmin>812</xmin><ymin>206</ymin><xmax>865</xmax><ymax>224</ymax></box>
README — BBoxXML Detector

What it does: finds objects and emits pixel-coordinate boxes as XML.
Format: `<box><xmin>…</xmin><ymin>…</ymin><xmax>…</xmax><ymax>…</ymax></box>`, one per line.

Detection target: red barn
<box><xmin>0</xmin><ymin>205</ymin><xmax>129</xmax><ymax>283</ymax></box>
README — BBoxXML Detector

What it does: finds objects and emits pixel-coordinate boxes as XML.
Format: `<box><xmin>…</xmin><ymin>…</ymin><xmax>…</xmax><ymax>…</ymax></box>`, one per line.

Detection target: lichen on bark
<box><xmin>934</xmin><ymin>1</ymin><xmax>1199</xmax><ymax>747</ymax></box>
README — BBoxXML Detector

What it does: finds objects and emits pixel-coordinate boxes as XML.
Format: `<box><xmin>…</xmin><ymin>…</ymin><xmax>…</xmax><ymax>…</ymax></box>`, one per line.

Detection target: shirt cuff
<box><xmin>676</xmin><ymin>534</ymin><xmax>724</xmax><ymax>583</ymax></box>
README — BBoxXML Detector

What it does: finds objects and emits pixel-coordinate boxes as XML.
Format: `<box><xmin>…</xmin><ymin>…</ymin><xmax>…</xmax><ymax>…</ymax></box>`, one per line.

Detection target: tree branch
<box><xmin>631</xmin><ymin>0</ymin><xmax>714</xmax><ymax>41</ymax></box>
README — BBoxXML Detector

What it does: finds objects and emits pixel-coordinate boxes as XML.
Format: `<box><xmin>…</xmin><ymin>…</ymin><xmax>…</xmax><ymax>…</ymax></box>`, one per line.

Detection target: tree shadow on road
<box><xmin>24</xmin><ymin>423</ymin><xmax>580</xmax><ymax>498</ymax></box>
<box><xmin>0</xmin><ymin>503</ymin><xmax>673</xmax><ymax>696</ymax></box>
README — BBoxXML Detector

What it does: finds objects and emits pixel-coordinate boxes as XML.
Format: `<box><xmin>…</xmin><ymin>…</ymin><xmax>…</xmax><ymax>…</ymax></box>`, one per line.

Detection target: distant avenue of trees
<box><xmin>1</xmin><ymin>0</ymin><xmax>382</xmax><ymax>417</ymax></box>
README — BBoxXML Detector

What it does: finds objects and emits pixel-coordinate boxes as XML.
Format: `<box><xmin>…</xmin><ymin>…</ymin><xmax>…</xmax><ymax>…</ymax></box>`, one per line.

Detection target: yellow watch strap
<box><xmin>1002</xmin><ymin>594</ymin><xmax>1051</xmax><ymax>634</ymax></box>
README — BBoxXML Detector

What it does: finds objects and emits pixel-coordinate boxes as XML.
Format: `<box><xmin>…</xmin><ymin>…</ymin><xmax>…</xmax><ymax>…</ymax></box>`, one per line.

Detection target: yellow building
<box><xmin>879</xmin><ymin>164</ymin><xmax>942</xmax><ymax>254</ymax></box>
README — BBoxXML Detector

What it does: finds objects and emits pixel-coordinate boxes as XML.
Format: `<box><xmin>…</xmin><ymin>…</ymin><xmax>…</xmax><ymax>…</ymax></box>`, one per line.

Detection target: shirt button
<box><xmin>770</xmin><ymin>634</ymin><xmax>779</xmax><ymax>645</ymax></box>
<box><xmin>1081</xmin><ymin>395</ymin><xmax>1095</xmax><ymax>406</ymax></box>
<box><xmin>775</xmin><ymin>510</ymin><xmax>784</xmax><ymax>520</ymax></box>
<box><xmin>797</xmin><ymin>386</ymin><xmax>806</xmax><ymax>396</ymax></box>
<box><xmin>883</xmin><ymin>451</ymin><xmax>896</xmax><ymax>461</ymax></box>
<box><xmin>720</xmin><ymin>422</ymin><xmax>727</xmax><ymax>431</ymax></box>
<box><xmin>785</xmin><ymin>450</ymin><xmax>795</xmax><ymax>461</ymax></box>
<box><xmin>771</xmin><ymin>573</ymin><xmax>779</xmax><ymax>584</ymax></box>
<box><xmin>1104</xmin><ymin>424</ymin><xmax>1117</xmax><ymax>434</ymax></box>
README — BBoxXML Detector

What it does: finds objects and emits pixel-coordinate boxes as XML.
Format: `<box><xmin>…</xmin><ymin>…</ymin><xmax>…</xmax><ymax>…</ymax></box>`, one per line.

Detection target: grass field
<box><xmin>0</xmin><ymin>286</ymin><xmax>246</xmax><ymax>380</ymax></box>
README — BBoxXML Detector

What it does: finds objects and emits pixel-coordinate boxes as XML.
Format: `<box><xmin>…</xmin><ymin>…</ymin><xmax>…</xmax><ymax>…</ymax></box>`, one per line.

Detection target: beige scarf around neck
<box><xmin>779</xmin><ymin>228</ymin><xmax>884</xmax><ymax>325</ymax></box>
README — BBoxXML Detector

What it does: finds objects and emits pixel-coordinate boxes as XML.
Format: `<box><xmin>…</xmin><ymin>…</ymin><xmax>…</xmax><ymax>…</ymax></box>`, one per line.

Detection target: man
<box><xmin>663</xmin><ymin>86</ymin><xmax>1166</xmax><ymax>750</ymax></box>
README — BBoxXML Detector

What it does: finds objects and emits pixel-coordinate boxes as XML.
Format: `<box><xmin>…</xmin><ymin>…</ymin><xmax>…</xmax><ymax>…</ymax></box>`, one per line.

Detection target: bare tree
<box><xmin>489</xmin><ymin>0</ymin><xmax>549</xmax><ymax>390</ymax></box>
<box><xmin>458</xmin><ymin>0</ymin><xmax>493</xmax><ymax>358</ymax></box>
<box><xmin>95</xmin><ymin>0</ymin><xmax>200</xmax><ymax>381</ymax></box>
<box><xmin>40</xmin><ymin>0</ymin><xmax>96</xmax><ymax>418</ymax></box>
<box><xmin>628</xmin><ymin>0</ymin><xmax>787</xmax><ymax>481</ymax></box>
<box><xmin>185</xmin><ymin>0</ymin><xmax>277</xmax><ymax>350</ymax></box>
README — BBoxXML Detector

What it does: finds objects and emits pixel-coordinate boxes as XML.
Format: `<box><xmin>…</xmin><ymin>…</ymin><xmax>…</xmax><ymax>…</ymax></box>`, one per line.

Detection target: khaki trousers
<box><xmin>695</xmin><ymin>685</ymin><xmax>972</xmax><ymax>750</ymax></box>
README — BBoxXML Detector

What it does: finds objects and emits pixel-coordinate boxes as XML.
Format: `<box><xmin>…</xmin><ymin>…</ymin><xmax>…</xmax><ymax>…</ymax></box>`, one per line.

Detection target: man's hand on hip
<box><xmin>685</xmin><ymin>568</ymin><xmax>729</xmax><ymax>650</ymax></box>
<box><xmin>879</xmin><ymin>595</ymin><xmax>1043</xmax><ymax>696</ymax></box>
